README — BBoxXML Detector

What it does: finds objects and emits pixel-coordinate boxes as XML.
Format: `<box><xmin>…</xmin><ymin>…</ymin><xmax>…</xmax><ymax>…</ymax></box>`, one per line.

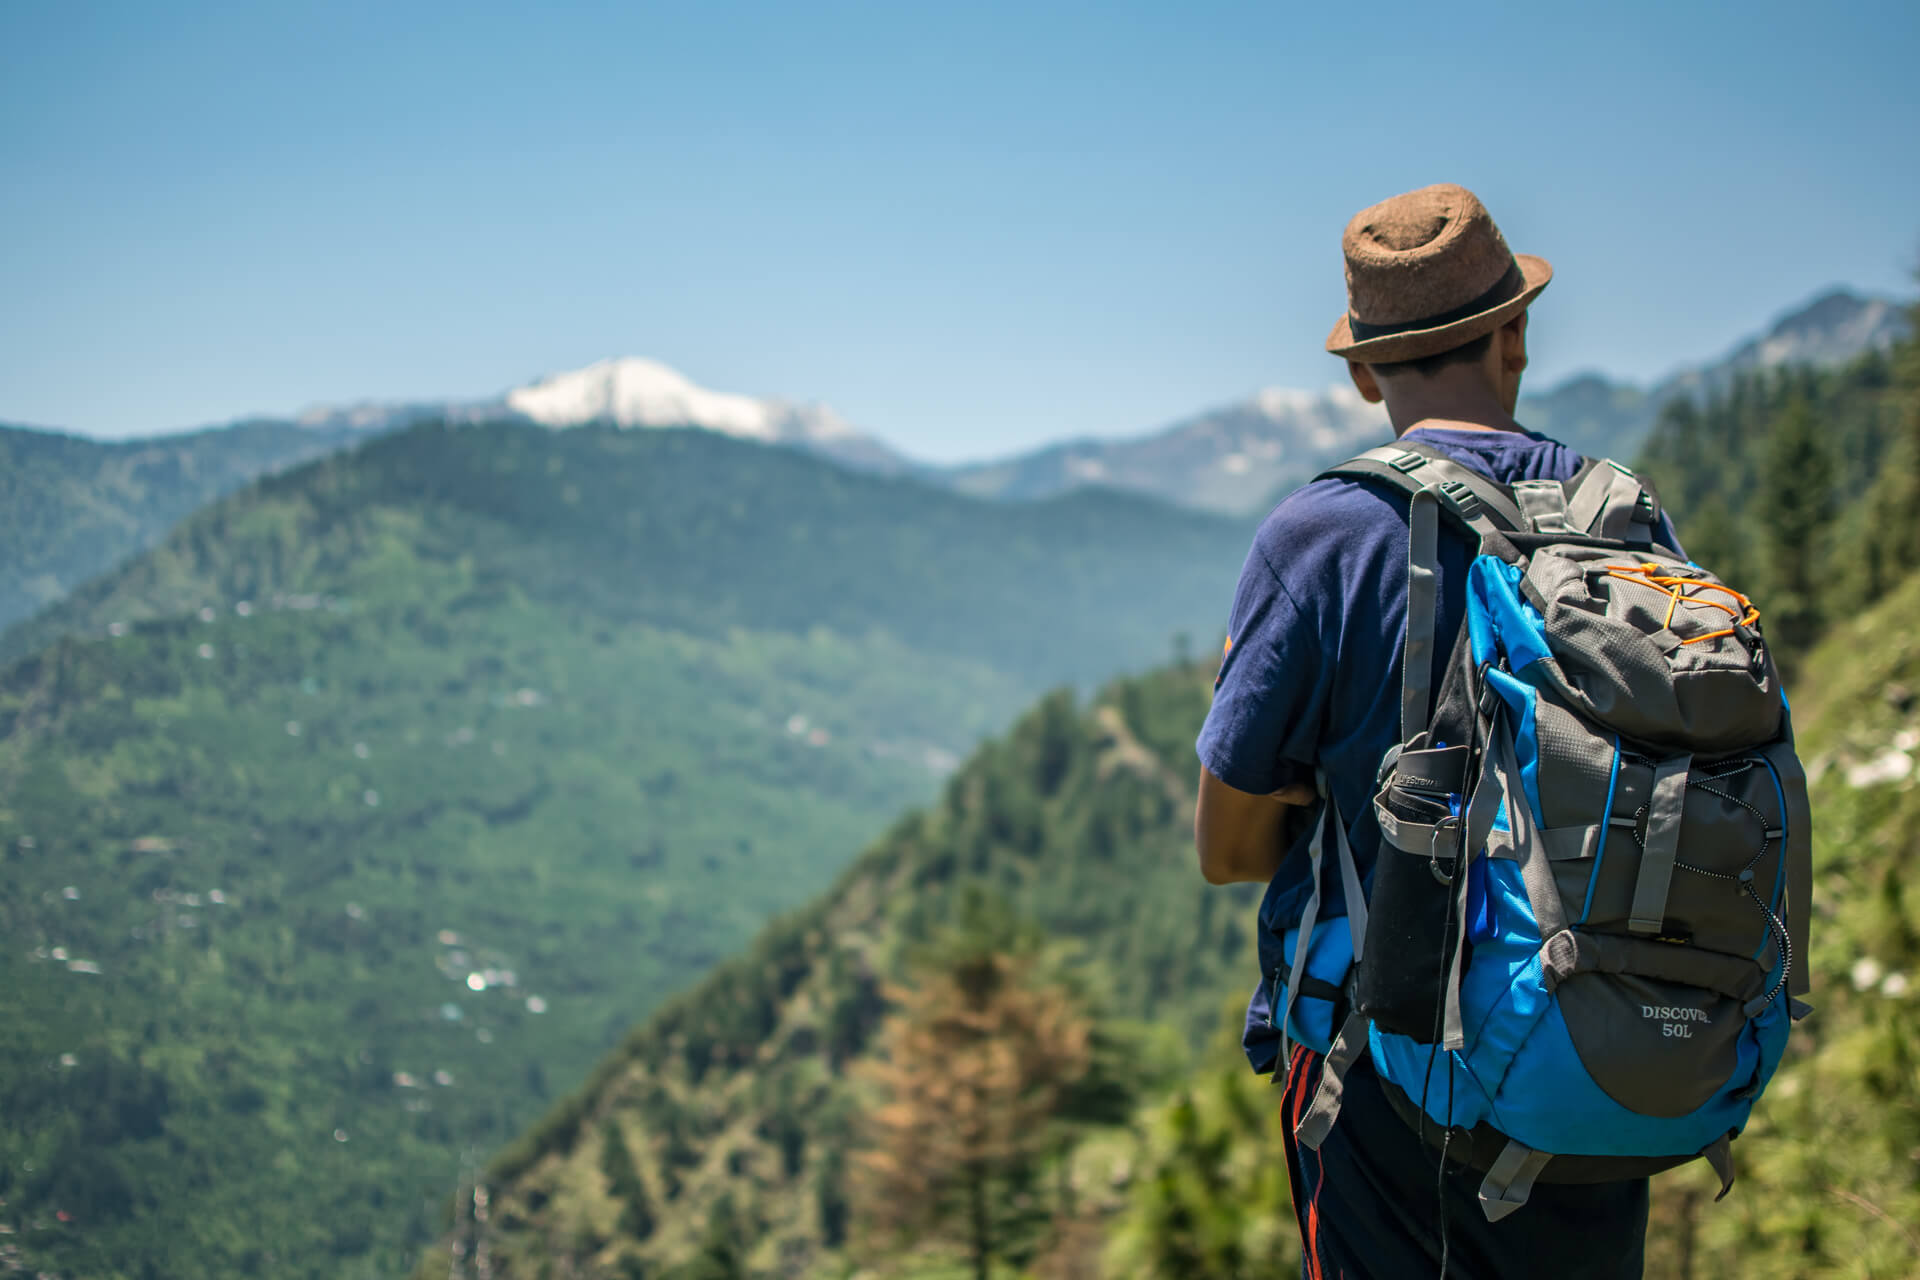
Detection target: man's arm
<box><xmin>1194</xmin><ymin>765</ymin><xmax>1316</xmax><ymax>885</ymax></box>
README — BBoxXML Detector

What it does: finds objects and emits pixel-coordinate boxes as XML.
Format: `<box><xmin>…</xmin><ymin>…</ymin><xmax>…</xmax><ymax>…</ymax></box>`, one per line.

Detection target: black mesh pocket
<box><xmin>1354</xmin><ymin>788</ymin><xmax>1463</xmax><ymax>1041</ymax></box>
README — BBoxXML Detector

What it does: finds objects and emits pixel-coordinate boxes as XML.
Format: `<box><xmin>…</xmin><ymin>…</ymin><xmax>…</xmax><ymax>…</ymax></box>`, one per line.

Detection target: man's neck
<box><xmin>1382</xmin><ymin>385</ymin><xmax>1523</xmax><ymax>438</ymax></box>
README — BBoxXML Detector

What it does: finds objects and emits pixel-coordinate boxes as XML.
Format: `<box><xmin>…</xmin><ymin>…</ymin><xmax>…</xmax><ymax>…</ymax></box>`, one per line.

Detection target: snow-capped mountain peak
<box><xmin>273</xmin><ymin>356</ymin><xmax>908</xmax><ymax>473</ymax></box>
<box><xmin>502</xmin><ymin>356</ymin><xmax>877</xmax><ymax>456</ymax></box>
<box><xmin>505</xmin><ymin>357</ymin><xmax>783</xmax><ymax>439</ymax></box>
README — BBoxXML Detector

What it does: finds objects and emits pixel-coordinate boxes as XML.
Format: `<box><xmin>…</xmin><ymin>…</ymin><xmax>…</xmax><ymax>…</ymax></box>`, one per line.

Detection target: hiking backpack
<box><xmin>1272</xmin><ymin>439</ymin><xmax>1812</xmax><ymax>1223</ymax></box>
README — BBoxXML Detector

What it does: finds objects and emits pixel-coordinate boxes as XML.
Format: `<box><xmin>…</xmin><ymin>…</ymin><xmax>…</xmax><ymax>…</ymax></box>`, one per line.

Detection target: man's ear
<box><xmin>1500</xmin><ymin>312</ymin><xmax>1529</xmax><ymax>375</ymax></box>
<box><xmin>1348</xmin><ymin>360</ymin><xmax>1384</xmax><ymax>404</ymax></box>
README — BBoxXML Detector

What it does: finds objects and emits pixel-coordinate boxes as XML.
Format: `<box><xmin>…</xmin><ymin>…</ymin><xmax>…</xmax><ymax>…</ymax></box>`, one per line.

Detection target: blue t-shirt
<box><xmin>1196</xmin><ymin>425</ymin><xmax>1679</xmax><ymax>1070</ymax></box>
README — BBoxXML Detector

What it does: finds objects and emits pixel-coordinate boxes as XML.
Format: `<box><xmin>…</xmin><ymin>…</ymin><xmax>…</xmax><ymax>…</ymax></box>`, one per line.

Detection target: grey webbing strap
<box><xmin>1538</xmin><ymin>825</ymin><xmax>1601</xmax><ymax>861</ymax></box>
<box><xmin>1332</xmin><ymin>792</ymin><xmax>1368</xmax><ymax>956</ymax></box>
<box><xmin>1288</xmin><ymin>788</ymin><xmax>1371</xmax><ymax>1149</ymax></box>
<box><xmin>1403</xmin><ymin>488</ymin><xmax>1440</xmax><ymax>742</ymax></box>
<box><xmin>1436</xmin><ymin>715</ymin><xmax>1507</xmax><ymax>1051</ymax></box>
<box><xmin>1282</xmin><ymin>776</ymin><xmax>1368</xmax><ymax>1060</ymax></box>
<box><xmin>1459</xmin><ymin>740</ymin><xmax>1506</xmax><ymax>872</ymax></box>
<box><xmin>1373</xmin><ymin>800</ymin><xmax>1442</xmax><ymax>855</ymax></box>
<box><xmin>1702</xmin><ymin>1133</ymin><xmax>1736</xmax><ymax>1201</ymax></box>
<box><xmin>1491</xmin><ymin>727</ymin><xmax>1565</xmax><ymax>940</ymax></box>
<box><xmin>1562</xmin><ymin>457</ymin><xmax>1617</xmax><ymax>535</ymax></box>
<box><xmin>1510</xmin><ymin>478</ymin><xmax>1572</xmax><ymax>533</ymax></box>
<box><xmin>1478</xmin><ymin>1138</ymin><xmax>1553</xmax><ymax>1222</ymax></box>
<box><xmin>1538</xmin><ymin>928</ymin><xmax>1768</xmax><ymax>1003</ymax></box>
<box><xmin>1628</xmin><ymin>754</ymin><xmax>1692</xmax><ymax>935</ymax></box>
<box><xmin>1323</xmin><ymin>445</ymin><xmax>1527</xmax><ymax>543</ymax></box>
<box><xmin>1442</xmin><ymin>854</ymin><xmax>1473</xmax><ymax>1051</ymax></box>
<box><xmin>1281</xmin><ymin>787</ymin><xmax>1330</xmax><ymax>1062</ymax></box>
<box><xmin>1595</xmin><ymin>466</ymin><xmax>1653</xmax><ymax>540</ymax></box>
<box><xmin>1293</xmin><ymin>1011</ymin><xmax>1368</xmax><ymax>1150</ymax></box>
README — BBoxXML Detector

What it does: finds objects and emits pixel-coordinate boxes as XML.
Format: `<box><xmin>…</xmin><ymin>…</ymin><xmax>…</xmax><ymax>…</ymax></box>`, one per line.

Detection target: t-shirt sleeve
<box><xmin>1195</xmin><ymin>523</ymin><xmax>1329</xmax><ymax>797</ymax></box>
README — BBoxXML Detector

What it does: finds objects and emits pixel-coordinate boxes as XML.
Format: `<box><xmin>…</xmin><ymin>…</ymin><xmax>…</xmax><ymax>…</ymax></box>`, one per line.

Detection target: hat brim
<box><xmin>1326</xmin><ymin>253</ymin><xmax>1553</xmax><ymax>364</ymax></box>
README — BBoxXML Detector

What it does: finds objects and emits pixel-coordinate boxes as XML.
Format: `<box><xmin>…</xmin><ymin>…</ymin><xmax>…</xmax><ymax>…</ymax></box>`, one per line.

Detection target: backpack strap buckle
<box><xmin>1429</xmin><ymin>814</ymin><xmax>1462</xmax><ymax>884</ymax></box>
<box><xmin>1437</xmin><ymin>479</ymin><xmax>1485</xmax><ymax>520</ymax></box>
<box><xmin>1387</xmin><ymin>450</ymin><xmax>1428</xmax><ymax>474</ymax></box>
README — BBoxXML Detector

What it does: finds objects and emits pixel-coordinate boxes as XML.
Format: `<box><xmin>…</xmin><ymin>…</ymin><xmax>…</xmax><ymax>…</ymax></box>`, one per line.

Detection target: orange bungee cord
<box><xmin>1604</xmin><ymin>562</ymin><xmax>1761</xmax><ymax>645</ymax></box>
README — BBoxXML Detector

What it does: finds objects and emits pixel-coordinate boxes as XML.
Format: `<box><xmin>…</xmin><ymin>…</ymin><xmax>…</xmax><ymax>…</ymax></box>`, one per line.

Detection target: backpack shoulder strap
<box><xmin>1318</xmin><ymin>441</ymin><xmax>1529</xmax><ymax>544</ymax></box>
<box><xmin>1564</xmin><ymin>456</ymin><xmax>1663</xmax><ymax>543</ymax></box>
<box><xmin>1318</xmin><ymin>442</ymin><xmax>1522</xmax><ymax>740</ymax></box>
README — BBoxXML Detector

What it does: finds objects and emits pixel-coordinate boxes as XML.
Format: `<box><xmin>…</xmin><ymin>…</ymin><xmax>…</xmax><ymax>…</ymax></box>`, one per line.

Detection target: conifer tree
<box><xmin>851</xmin><ymin>924</ymin><xmax>1091</xmax><ymax>1279</ymax></box>
<box><xmin>668</xmin><ymin>1194</ymin><xmax>748</xmax><ymax>1280</ymax></box>
<box><xmin>599</xmin><ymin>1118</ymin><xmax>656</xmax><ymax>1241</ymax></box>
<box><xmin>1759</xmin><ymin>395</ymin><xmax>1836</xmax><ymax>658</ymax></box>
<box><xmin>1853</xmin><ymin>303</ymin><xmax>1920</xmax><ymax>597</ymax></box>
<box><xmin>1106</xmin><ymin>1003</ymin><xmax>1299</xmax><ymax>1278</ymax></box>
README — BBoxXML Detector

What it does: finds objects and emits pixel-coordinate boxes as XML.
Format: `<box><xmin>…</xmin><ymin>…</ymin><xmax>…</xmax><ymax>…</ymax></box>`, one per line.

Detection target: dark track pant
<box><xmin>1278</xmin><ymin>1046</ymin><xmax>1650</xmax><ymax>1280</ymax></box>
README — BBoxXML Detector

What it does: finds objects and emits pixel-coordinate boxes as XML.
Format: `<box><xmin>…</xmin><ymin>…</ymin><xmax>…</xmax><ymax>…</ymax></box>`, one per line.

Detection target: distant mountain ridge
<box><xmin>941</xmin><ymin>384</ymin><xmax>1387</xmax><ymax>515</ymax></box>
<box><xmin>943</xmin><ymin>288</ymin><xmax>1912</xmax><ymax>514</ymax></box>
<box><xmin>1522</xmin><ymin>288</ymin><xmax>1912</xmax><ymax>465</ymax></box>
<box><xmin>0</xmin><ymin>361</ymin><xmax>907</xmax><ymax>634</ymax></box>
<box><xmin>280</xmin><ymin>356</ymin><xmax>913</xmax><ymax>475</ymax></box>
<box><xmin>0</xmin><ymin>418</ymin><xmax>366</xmax><ymax>633</ymax></box>
<box><xmin>2</xmin><ymin>288</ymin><xmax>1904</xmax><ymax>637</ymax></box>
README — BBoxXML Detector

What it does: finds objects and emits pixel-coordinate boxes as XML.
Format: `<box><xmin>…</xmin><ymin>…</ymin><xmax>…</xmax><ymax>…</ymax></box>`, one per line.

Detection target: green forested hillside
<box><xmin>0</xmin><ymin>422</ymin><xmax>1255</xmax><ymax>1279</ymax></box>
<box><xmin>408</xmin><ymin>663</ymin><xmax>1252</xmax><ymax>1278</ymax></box>
<box><xmin>0</xmin><ymin>419</ymin><xmax>368</xmax><ymax>634</ymax></box>
<box><xmin>1635</xmin><ymin>337</ymin><xmax>1916</xmax><ymax>655</ymax></box>
<box><xmin>442</xmin><ymin>315</ymin><xmax>1920</xmax><ymax>1278</ymax></box>
<box><xmin>442</xmin><ymin>584</ymin><xmax>1920</xmax><ymax>1280</ymax></box>
<box><xmin>0</xmin><ymin>421</ymin><xmax>1247</xmax><ymax>675</ymax></box>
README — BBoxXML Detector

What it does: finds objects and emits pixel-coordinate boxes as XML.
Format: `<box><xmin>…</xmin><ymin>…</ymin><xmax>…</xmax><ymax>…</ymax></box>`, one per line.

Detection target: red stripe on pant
<box><xmin>1286</xmin><ymin>1046</ymin><xmax>1332</xmax><ymax>1280</ymax></box>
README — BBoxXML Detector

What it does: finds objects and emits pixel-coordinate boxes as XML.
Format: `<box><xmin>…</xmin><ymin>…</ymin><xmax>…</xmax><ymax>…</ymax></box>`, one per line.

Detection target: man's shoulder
<box><xmin>1248</xmin><ymin>472</ymin><xmax>1412</xmax><ymax>580</ymax></box>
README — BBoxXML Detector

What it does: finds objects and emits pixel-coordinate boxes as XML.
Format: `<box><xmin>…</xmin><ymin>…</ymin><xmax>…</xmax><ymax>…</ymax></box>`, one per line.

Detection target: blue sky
<box><xmin>3</xmin><ymin>0</ymin><xmax>1916</xmax><ymax>461</ymax></box>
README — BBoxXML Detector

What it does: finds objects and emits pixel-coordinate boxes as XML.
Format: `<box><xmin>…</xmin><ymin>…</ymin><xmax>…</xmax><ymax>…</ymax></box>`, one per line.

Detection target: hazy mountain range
<box><xmin>944</xmin><ymin>288</ymin><xmax>1912</xmax><ymax>513</ymax></box>
<box><xmin>0</xmin><ymin>288</ymin><xmax>1906</xmax><ymax>635</ymax></box>
<box><xmin>285</xmin><ymin>355</ymin><xmax>916</xmax><ymax>477</ymax></box>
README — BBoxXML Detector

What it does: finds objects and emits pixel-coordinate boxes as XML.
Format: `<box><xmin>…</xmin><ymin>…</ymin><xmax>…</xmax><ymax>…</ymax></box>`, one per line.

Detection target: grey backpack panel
<box><xmin>1524</xmin><ymin>546</ymin><xmax>1782</xmax><ymax>752</ymax></box>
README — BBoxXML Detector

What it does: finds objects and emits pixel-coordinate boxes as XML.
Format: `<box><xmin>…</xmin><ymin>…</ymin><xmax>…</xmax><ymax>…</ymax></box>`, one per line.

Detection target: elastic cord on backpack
<box><xmin>1650</xmin><ymin>760</ymin><xmax>1794</xmax><ymax>1010</ymax></box>
<box><xmin>1603</xmin><ymin>564</ymin><xmax>1761</xmax><ymax>645</ymax></box>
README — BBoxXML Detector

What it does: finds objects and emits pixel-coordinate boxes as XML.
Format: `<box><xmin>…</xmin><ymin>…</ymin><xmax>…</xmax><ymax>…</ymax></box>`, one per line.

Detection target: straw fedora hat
<box><xmin>1326</xmin><ymin>183</ymin><xmax>1552</xmax><ymax>364</ymax></box>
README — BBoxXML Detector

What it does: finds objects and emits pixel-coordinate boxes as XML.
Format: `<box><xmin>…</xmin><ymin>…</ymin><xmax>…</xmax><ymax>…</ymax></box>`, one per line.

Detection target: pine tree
<box><xmin>599</xmin><ymin>1118</ymin><xmax>656</xmax><ymax>1241</ymax></box>
<box><xmin>1853</xmin><ymin>303</ymin><xmax>1920</xmax><ymax>598</ymax></box>
<box><xmin>851</xmin><ymin>930</ymin><xmax>1091</xmax><ymax>1279</ymax></box>
<box><xmin>668</xmin><ymin>1194</ymin><xmax>749</xmax><ymax>1280</ymax></box>
<box><xmin>1106</xmin><ymin>1002</ymin><xmax>1300</xmax><ymax>1278</ymax></box>
<box><xmin>815</xmin><ymin>1147</ymin><xmax>851</xmax><ymax>1249</ymax></box>
<box><xmin>1759</xmin><ymin>395</ymin><xmax>1836</xmax><ymax>659</ymax></box>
